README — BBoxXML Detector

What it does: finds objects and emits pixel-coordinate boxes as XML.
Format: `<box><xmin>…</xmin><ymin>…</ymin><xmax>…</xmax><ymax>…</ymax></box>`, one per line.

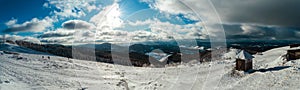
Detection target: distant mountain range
<box><xmin>3</xmin><ymin>39</ymin><xmax>300</xmax><ymax>67</ymax></box>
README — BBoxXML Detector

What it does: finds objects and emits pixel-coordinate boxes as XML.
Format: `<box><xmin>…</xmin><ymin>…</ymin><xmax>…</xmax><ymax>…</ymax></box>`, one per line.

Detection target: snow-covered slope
<box><xmin>0</xmin><ymin>44</ymin><xmax>299</xmax><ymax>90</ymax></box>
<box><xmin>223</xmin><ymin>48</ymin><xmax>240</xmax><ymax>60</ymax></box>
<box><xmin>253</xmin><ymin>46</ymin><xmax>290</xmax><ymax>69</ymax></box>
<box><xmin>0</xmin><ymin>44</ymin><xmax>50</xmax><ymax>55</ymax></box>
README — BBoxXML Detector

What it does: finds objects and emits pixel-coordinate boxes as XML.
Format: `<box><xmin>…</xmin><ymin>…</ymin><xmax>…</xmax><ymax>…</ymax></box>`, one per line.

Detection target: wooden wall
<box><xmin>287</xmin><ymin>49</ymin><xmax>300</xmax><ymax>60</ymax></box>
<box><xmin>236</xmin><ymin>59</ymin><xmax>252</xmax><ymax>71</ymax></box>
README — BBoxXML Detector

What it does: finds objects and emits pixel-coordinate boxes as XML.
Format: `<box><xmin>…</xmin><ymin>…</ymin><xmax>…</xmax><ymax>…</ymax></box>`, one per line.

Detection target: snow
<box><xmin>288</xmin><ymin>46</ymin><xmax>300</xmax><ymax>50</ymax></box>
<box><xmin>0</xmin><ymin>44</ymin><xmax>300</xmax><ymax>90</ymax></box>
<box><xmin>253</xmin><ymin>46</ymin><xmax>290</xmax><ymax>69</ymax></box>
<box><xmin>146</xmin><ymin>49</ymin><xmax>169</xmax><ymax>61</ymax></box>
<box><xmin>235</xmin><ymin>50</ymin><xmax>254</xmax><ymax>60</ymax></box>
<box><xmin>223</xmin><ymin>48</ymin><xmax>240</xmax><ymax>60</ymax></box>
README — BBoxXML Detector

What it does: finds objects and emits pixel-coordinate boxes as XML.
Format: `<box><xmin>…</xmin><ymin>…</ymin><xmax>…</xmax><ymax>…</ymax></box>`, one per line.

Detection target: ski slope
<box><xmin>0</xmin><ymin>44</ymin><xmax>299</xmax><ymax>90</ymax></box>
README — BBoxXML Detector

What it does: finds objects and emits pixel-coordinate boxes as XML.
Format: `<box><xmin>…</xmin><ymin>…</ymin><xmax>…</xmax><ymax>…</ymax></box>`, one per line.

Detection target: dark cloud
<box><xmin>212</xmin><ymin>0</ymin><xmax>300</xmax><ymax>28</ymax></box>
<box><xmin>37</xmin><ymin>30</ymin><xmax>74</xmax><ymax>38</ymax></box>
<box><xmin>222</xmin><ymin>24</ymin><xmax>244</xmax><ymax>35</ymax></box>
<box><xmin>146</xmin><ymin>0</ymin><xmax>300</xmax><ymax>39</ymax></box>
<box><xmin>3</xmin><ymin>23</ymin><xmax>39</xmax><ymax>33</ymax></box>
<box><xmin>3</xmin><ymin>18</ymin><xmax>53</xmax><ymax>33</ymax></box>
<box><xmin>1</xmin><ymin>35</ymin><xmax>41</xmax><ymax>43</ymax></box>
<box><xmin>38</xmin><ymin>32</ymin><xmax>73</xmax><ymax>38</ymax></box>
<box><xmin>223</xmin><ymin>24</ymin><xmax>300</xmax><ymax>39</ymax></box>
<box><xmin>212</xmin><ymin>0</ymin><xmax>300</xmax><ymax>39</ymax></box>
<box><xmin>40</xmin><ymin>37</ymin><xmax>73</xmax><ymax>43</ymax></box>
<box><xmin>62</xmin><ymin>20</ymin><xmax>95</xmax><ymax>30</ymax></box>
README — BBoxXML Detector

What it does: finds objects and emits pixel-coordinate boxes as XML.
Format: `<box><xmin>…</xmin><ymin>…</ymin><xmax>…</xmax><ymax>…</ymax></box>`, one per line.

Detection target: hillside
<box><xmin>0</xmin><ymin>43</ymin><xmax>300</xmax><ymax>90</ymax></box>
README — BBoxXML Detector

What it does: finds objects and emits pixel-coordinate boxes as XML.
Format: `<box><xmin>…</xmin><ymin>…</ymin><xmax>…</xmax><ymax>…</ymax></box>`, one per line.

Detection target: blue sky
<box><xmin>0</xmin><ymin>0</ymin><xmax>198</xmax><ymax>35</ymax></box>
<box><xmin>0</xmin><ymin>0</ymin><xmax>51</xmax><ymax>30</ymax></box>
<box><xmin>0</xmin><ymin>0</ymin><xmax>203</xmax><ymax>44</ymax></box>
<box><xmin>1</xmin><ymin>0</ymin><xmax>300</xmax><ymax>44</ymax></box>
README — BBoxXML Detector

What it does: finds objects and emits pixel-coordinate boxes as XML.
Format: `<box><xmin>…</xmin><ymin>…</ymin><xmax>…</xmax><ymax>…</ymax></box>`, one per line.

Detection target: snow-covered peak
<box><xmin>236</xmin><ymin>50</ymin><xmax>254</xmax><ymax>60</ymax></box>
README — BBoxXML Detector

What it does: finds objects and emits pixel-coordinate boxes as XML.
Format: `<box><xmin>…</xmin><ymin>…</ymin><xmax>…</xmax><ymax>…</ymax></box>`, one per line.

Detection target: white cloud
<box><xmin>37</xmin><ymin>19</ymin><xmax>98</xmax><ymax>44</ymax></box>
<box><xmin>41</xmin><ymin>36</ymin><xmax>73</xmax><ymax>44</ymax></box>
<box><xmin>38</xmin><ymin>28</ymin><xmax>75</xmax><ymax>38</ymax></box>
<box><xmin>126</xmin><ymin>19</ymin><xmax>207</xmax><ymax>39</ymax></box>
<box><xmin>46</xmin><ymin>0</ymin><xmax>101</xmax><ymax>18</ymax></box>
<box><xmin>43</xmin><ymin>2</ymin><xmax>50</xmax><ymax>8</ymax></box>
<box><xmin>240</xmin><ymin>25</ymin><xmax>266</xmax><ymax>35</ymax></box>
<box><xmin>141</xmin><ymin>0</ymin><xmax>225</xmax><ymax>39</ymax></box>
<box><xmin>90</xmin><ymin>2</ymin><xmax>123</xmax><ymax>30</ymax></box>
<box><xmin>39</xmin><ymin>29</ymin><xmax>77</xmax><ymax>44</ymax></box>
<box><xmin>143</xmin><ymin>0</ymin><xmax>199</xmax><ymax>21</ymax></box>
<box><xmin>152</xmin><ymin>0</ymin><xmax>193</xmax><ymax>15</ymax></box>
<box><xmin>3</xmin><ymin>17</ymin><xmax>54</xmax><ymax>33</ymax></box>
<box><xmin>36</xmin><ymin>20</ymin><xmax>95</xmax><ymax>44</ymax></box>
<box><xmin>86</xmin><ymin>4</ymin><xmax>97</xmax><ymax>12</ymax></box>
<box><xmin>62</xmin><ymin>20</ymin><xmax>96</xmax><ymax>30</ymax></box>
<box><xmin>3</xmin><ymin>35</ymin><xmax>41</xmax><ymax>44</ymax></box>
<box><xmin>5</xmin><ymin>19</ymin><xmax>17</xmax><ymax>26</ymax></box>
<box><xmin>127</xmin><ymin>19</ymin><xmax>154</xmax><ymax>26</ymax></box>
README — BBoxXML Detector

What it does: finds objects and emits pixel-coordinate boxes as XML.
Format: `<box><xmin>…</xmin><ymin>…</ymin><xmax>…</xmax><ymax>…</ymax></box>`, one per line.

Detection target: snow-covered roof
<box><xmin>236</xmin><ymin>50</ymin><xmax>254</xmax><ymax>60</ymax></box>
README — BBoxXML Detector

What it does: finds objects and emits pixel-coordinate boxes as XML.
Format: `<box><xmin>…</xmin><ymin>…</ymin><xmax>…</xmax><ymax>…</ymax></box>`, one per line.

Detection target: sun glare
<box><xmin>109</xmin><ymin>7</ymin><xmax>121</xmax><ymax>18</ymax></box>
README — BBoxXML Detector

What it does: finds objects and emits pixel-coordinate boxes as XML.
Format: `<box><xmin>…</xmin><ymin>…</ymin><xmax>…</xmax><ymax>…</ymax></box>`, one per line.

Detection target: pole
<box><xmin>2</xmin><ymin>34</ymin><xmax>5</xmax><ymax>44</ymax></box>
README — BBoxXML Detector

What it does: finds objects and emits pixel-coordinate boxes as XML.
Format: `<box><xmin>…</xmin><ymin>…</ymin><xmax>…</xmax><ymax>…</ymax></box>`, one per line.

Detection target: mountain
<box><xmin>12</xmin><ymin>40</ymin><xmax>212</xmax><ymax>66</ymax></box>
<box><xmin>0</xmin><ymin>42</ymin><xmax>300</xmax><ymax>89</ymax></box>
<box><xmin>6</xmin><ymin>39</ymin><xmax>300</xmax><ymax>67</ymax></box>
<box><xmin>14</xmin><ymin>40</ymin><xmax>151</xmax><ymax>66</ymax></box>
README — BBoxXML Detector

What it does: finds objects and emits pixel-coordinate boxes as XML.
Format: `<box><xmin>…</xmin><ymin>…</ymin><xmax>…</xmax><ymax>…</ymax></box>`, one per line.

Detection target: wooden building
<box><xmin>287</xmin><ymin>49</ymin><xmax>300</xmax><ymax>61</ymax></box>
<box><xmin>289</xmin><ymin>44</ymin><xmax>300</xmax><ymax>48</ymax></box>
<box><xmin>236</xmin><ymin>50</ymin><xmax>254</xmax><ymax>71</ymax></box>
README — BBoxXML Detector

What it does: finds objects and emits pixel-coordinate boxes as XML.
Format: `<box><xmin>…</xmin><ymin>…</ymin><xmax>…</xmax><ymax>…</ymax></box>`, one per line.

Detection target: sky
<box><xmin>1</xmin><ymin>0</ymin><xmax>300</xmax><ymax>44</ymax></box>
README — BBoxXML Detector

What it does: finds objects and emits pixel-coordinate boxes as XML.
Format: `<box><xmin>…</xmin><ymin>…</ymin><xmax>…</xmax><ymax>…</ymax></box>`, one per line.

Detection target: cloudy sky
<box><xmin>0</xmin><ymin>0</ymin><xmax>300</xmax><ymax>44</ymax></box>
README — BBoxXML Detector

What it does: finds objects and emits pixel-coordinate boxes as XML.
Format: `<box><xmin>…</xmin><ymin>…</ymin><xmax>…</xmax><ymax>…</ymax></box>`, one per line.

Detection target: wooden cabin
<box><xmin>289</xmin><ymin>44</ymin><xmax>300</xmax><ymax>48</ymax></box>
<box><xmin>287</xmin><ymin>49</ymin><xmax>300</xmax><ymax>61</ymax></box>
<box><xmin>236</xmin><ymin>50</ymin><xmax>254</xmax><ymax>71</ymax></box>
